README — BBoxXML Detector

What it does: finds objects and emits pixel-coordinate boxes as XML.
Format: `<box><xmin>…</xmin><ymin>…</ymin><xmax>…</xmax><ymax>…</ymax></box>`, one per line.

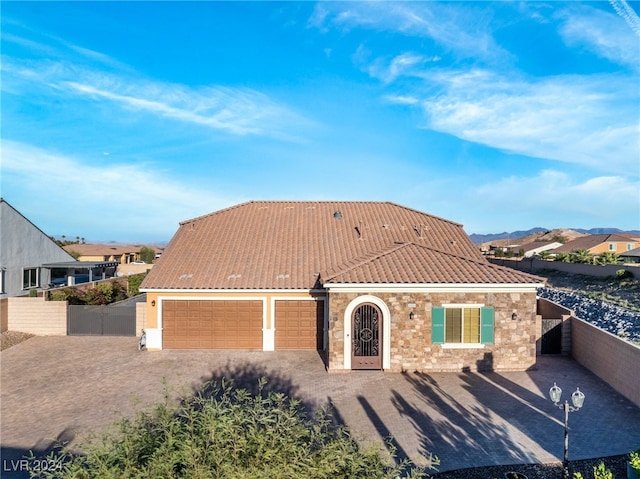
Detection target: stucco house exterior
<box><xmin>141</xmin><ymin>201</ymin><xmax>544</xmax><ymax>372</ymax></box>
<box><xmin>0</xmin><ymin>198</ymin><xmax>77</xmax><ymax>299</ymax></box>
<box><xmin>551</xmin><ymin>234</ymin><xmax>640</xmax><ymax>256</ymax></box>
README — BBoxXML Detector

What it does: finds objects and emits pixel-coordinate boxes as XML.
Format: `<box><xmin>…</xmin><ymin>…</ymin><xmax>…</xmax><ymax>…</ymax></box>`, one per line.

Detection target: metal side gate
<box><xmin>68</xmin><ymin>295</ymin><xmax>144</xmax><ymax>336</ymax></box>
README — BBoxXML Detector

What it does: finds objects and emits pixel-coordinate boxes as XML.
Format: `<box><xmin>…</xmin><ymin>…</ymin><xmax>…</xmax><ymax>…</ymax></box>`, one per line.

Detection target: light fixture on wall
<box><xmin>151</xmin><ymin>300</ymin><xmax>156</xmax><ymax>307</ymax></box>
<box><xmin>511</xmin><ymin>312</ymin><xmax>518</xmax><ymax>321</ymax></box>
<box><xmin>409</xmin><ymin>311</ymin><xmax>415</xmax><ymax>320</ymax></box>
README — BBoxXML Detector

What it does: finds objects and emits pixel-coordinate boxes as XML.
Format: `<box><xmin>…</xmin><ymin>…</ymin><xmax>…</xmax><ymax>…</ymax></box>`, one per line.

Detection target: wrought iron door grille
<box><xmin>353</xmin><ymin>304</ymin><xmax>380</xmax><ymax>357</ymax></box>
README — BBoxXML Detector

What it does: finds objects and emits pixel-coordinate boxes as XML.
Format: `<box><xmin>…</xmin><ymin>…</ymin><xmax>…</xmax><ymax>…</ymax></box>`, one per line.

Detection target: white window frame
<box><xmin>22</xmin><ymin>267</ymin><xmax>39</xmax><ymax>290</ymax></box>
<box><xmin>442</xmin><ymin>304</ymin><xmax>484</xmax><ymax>348</ymax></box>
<box><xmin>609</xmin><ymin>243</ymin><xmax>617</xmax><ymax>251</ymax></box>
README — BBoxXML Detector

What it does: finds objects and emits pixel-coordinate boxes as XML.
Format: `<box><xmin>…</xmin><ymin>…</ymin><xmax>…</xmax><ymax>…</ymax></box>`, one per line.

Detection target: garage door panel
<box><xmin>163</xmin><ymin>300</ymin><xmax>262</xmax><ymax>349</ymax></box>
<box><xmin>275</xmin><ymin>300</ymin><xmax>323</xmax><ymax>350</ymax></box>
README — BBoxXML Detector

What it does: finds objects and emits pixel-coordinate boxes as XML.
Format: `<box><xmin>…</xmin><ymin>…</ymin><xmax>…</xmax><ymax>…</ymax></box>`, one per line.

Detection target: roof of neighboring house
<box><xmin>63</xmin><ymin>244</ymin><xmax>162</xmax><ymax>256</ymax></box>
<box><xmin>142</xmin><ymin>201</ymin><xmax>542</xmax><ymax>290</ymax></box>
<box><xmin>517</xmin><ymin>241</ymin><xmax>559</xmax><ymax>253</ymax></box>
<box><xmin>551</xmin><ymin>234</ymin><xmax>638</xmax><ymax>253</ymax></box>
<box><xmin>620</xmin><ymin>247</ymin><xmax>640</xmax><ymax>258</ymax></box>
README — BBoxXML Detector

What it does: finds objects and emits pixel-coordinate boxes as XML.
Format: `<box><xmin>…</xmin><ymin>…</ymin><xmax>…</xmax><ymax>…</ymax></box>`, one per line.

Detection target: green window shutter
<box><xmin>432</xmin><ymin>307</ymin><xmax>445</xmax><ymax>344</ymax></box>
<box><xmin>480</xmin><ymin>307</ymin><xmax>494</xmax><ymax>344</ymax></box>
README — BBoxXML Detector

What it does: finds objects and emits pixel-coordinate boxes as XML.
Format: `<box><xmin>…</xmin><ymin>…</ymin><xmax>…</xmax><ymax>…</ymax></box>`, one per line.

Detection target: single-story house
<box><xmin>140</xmin><ymin>201</ymin><xmax>544</xmax><ymax>372</ymax></box>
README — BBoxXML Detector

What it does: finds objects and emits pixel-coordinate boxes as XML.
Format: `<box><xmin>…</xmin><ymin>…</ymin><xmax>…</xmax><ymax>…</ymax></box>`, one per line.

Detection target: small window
<box><xmin>628</xmin><ymin>243</ymin><xmax>634</xmax><ymax>251</ymax></box>
<box><xmin>609</xmin><ymin>243</ymin><xmax>617</xmax><ymax>251</ymax></box>
<box><xmin>23</xmin><ymin>267</ymin><xmax>39</xmax><ymax>290</ymax></box>
<box><xmin>432</xmin><ymin>306</ymin><xmax>494</xmax><ymax>345</ymax></box>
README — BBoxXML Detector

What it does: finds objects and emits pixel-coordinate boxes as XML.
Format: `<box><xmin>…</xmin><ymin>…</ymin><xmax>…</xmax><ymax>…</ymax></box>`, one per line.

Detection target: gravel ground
<box><xmin>1</xmin><ymin>331</ymin><xmax>34</xmax><ymax>351</ymax></box>
<box><xmin>431</xmin><ymin>454</ymin><xmax>629</xmax><ymax>479</ymax></box>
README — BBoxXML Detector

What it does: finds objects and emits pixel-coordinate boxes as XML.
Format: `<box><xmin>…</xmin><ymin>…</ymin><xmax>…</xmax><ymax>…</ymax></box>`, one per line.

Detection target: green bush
<box><xmin>49</xmin><ymin>287</ymin><xmax>84</xmax><ymax>304</ymax></box>
<box><xmin>593</xmin><ymin>461</ymin><xmax>613</xmax><ymax>479</ymax></box>
<box><xmin>127</xmin><ymin>273</ymin><xmax>146</xmax><ymax>296</ymax></box>
<box><xmin>630</xmin><ymin>449</ymin><xmax>640</xmax><ymax>472</ymax></box>
<box><xmin>29</xmin><ymin>378</ymin><xmax>431</xmax><ymax>478</ymax></box>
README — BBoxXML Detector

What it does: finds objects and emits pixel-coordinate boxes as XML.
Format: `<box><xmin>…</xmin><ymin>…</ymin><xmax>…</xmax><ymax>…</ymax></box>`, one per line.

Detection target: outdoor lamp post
<box><xmin>549</xmin><ymin>382</ymin><xmax>585</xmax><ymax>479</ymax></box>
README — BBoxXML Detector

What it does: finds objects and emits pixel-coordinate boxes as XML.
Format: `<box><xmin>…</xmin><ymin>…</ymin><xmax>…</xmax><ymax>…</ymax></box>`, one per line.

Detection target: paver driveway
<box><xmin>2</xmin><ymin>336</ymin><xmax>640</xmax><ymax>477</ymax></box>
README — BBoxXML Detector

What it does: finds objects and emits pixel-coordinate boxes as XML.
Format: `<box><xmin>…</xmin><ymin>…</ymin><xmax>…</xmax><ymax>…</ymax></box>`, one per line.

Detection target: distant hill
<box><xmin>470</xmin><ymin>227</ymin><xmax>640</xmax><ymax>245</ymax></box>
<box><xmin>469</xmin><ymin>228</ymin><xmax>547</xmax><ymax>244</ymax></box>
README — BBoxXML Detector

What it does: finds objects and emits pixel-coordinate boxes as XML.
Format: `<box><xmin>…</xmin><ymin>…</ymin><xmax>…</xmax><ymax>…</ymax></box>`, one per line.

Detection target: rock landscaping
<box><xmin>537</xmin><ymin>287</ymin><xmax>640</xmax><ymax>343</ymax></box>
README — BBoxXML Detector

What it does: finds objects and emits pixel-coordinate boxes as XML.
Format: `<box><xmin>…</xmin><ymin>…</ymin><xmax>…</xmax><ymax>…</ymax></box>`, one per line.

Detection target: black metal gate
<box><xmin>68</xmin><ymin>298</ymin><xmax>139</xmax><ymax>336</ymax></box>
<box><xmin>541</xmin><ymin>319</ymin><xmax>562</xmax><ymax>354</ymax></box>
<box><xmin>352</xmin><ymin>303</ymin><xmax>382</xmax><ymax>370</ymax></box>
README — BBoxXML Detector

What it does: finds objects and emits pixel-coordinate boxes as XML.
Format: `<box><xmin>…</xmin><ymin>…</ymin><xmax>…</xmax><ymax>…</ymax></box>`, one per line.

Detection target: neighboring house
<box><xmin>141</xmin><ymin>201</ymin><xmax>544</xmax><ymax>372</ymax></box>
<box><xmin>0</xmin><ymin>199</ymin><xmax>119</xmax><ymax>297</ymax></box>
<box><xmin>63</xmin><ymin>244</ymin><xmax>146</xmax><ymax>264</ymax></box>
<box><xmin>550</xmin><ymin>234</ymin><xmax>640</xmax><ymax>256</ymax></box>
<box><xmin>0</xmin><ymin>198</ymin><xmax>76</xmax><ymax>298</ymax></box>
<box><xmin>519</xmin><ymin>241</ymin><xmax>563</xmax><ymax>258</ymax></box>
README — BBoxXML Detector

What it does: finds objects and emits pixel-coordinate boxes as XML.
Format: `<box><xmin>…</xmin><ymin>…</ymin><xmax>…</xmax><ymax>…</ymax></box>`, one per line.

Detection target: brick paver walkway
<box><xmin>2</xmin><ymin>337</ymin><xmax>639</xmax><ymax>477</ymax></box>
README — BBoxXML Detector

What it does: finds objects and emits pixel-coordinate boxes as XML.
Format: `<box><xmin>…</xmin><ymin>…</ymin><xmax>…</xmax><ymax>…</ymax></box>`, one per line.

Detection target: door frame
<box><xmin>343</xmin><ymin>295</ymin><xmax>391</xmax><ymax>370</ymax></box>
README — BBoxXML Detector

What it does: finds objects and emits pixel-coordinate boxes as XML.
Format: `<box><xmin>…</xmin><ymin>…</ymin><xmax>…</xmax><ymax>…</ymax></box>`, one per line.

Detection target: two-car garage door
<box><xmin>163</xmin><ymin>300</ymin><xmax>263</xmax><ymax>349</ymax></box>
<box><xmin>162</xmin><ymin>299</ymin><xmax>323</xmax><ymax>350</ymax></box>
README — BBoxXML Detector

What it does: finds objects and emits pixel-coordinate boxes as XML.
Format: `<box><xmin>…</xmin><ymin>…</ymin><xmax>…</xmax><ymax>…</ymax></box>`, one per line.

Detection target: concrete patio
<box><xmin>2</xmin><ymin>336</ymin><xmax>639</xmax><ymax>477</ymax></box>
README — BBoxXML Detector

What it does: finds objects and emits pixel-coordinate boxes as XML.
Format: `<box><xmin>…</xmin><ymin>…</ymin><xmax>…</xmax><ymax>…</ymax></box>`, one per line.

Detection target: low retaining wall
<box><xmin>571</xmin><ymin>316</ymin><xmax>640</xmax><ymax>408</ymax></box>
<box><xmin>489</xmin><ymin>257</ymin><xmax>639</xmax><ymax>278</ymax></box>
<box><xmin>8</xmin><ymin>297</ymin><xmax>67</xmax><ymax>335</ymax></box>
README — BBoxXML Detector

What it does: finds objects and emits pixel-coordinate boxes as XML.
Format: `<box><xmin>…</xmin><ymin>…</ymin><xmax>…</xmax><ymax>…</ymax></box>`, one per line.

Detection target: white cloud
<box><xmin>313</xmin><ymin>2</ymin><xmax>508</xmax><ymax>63</ymax></box>
<box><xmin>422</xmin><ymin>71</ymin><xmax>638</xmax><ymax>174</ymax></box>
<box><xmin>558</xmin><ymin>3</ymin><xmax>640</xmax><ymax>70</ymax></box>
<box><xmin>1</xmin><ymin>57</ymin><xmax>314</xmax><ymax>140</ymax></box>
<box><xmin>0</xmin><ymin>140</ymin><xmax>236</xmax><ymax>241</ymax></box>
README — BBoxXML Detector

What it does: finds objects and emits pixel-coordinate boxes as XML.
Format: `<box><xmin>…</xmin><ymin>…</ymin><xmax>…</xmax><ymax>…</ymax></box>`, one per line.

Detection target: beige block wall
<box><xmin>8</xmin><ymin>297</ymin><xmax>67</xmax><ymax>335</ymax></box>
<box><xmin>572</xmin><ymin>316</ymin><xmax>640</xmax><ymax>408</ymax></box>
<box><xmin>328</xmin><ymin>290</ymin><xmax>537</xmax><ymax>372</ymax></box>
<box><xmin>135</xmin><ymin>302</ymin><xmax>147</xmax><ymax>335</ymax></box>
<box><xmin>1</xmin><ymin>298</ymin><xmax>8</xmax><ymax>333</ymax></box>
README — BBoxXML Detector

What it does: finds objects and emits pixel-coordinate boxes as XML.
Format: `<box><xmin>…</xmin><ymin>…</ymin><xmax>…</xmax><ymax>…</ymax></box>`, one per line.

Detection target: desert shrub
<box><xmin>49</xmin><ymin>287</ymin><xmax>84</xmax><ymax>304</ymax></box>
<box><xmin>616</xmin><ymin>269</ymin><xmax>634</xmax><ymax>280</ymax></box>
<box><xmin>593</xmin><ymin>461</ymin><xmax>613</xmax><ymax>479</ymax></box>
<box><xmin>29</xmin><ymin>379</ymin><xmax>431</xmax><ymax>479</ymax></box>
<box><xmin>110</xmin><ymin>280</ymin><xmax>128</xmax><ymax>302</ymax></box>
<box><xmin>83</xmin><ymin>284</ymin><xmax>111</xmax><ymax>305</ymax></box>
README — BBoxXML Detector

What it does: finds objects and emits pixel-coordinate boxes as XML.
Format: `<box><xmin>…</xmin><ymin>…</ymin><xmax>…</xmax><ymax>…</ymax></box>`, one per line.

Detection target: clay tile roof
<box><xmin>321</xmin><ymin>242</ymin><xmax>543</xmax><ymax>284</ymax></box>
<box><xmin>141</xmin><ymin>200</ymin><xmax>538</xmax><ymax>290</ymax></box>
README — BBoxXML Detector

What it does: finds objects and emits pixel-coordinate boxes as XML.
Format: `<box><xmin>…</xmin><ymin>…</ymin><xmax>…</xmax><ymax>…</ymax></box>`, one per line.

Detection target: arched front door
<box><xmin>351</xmin><ymin>303</ymin><xmax>382</xmax><ymax>370</ymax></box>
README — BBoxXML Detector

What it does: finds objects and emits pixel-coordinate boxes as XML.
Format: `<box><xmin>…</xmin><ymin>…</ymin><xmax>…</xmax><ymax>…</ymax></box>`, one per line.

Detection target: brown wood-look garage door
<box><xmin>163</xmin><ymin>300</ymin><xmax>263</xmax><ymax>349</ymax></box>
<box><xmin>275</xmin><ymin>300</ymin><xmax>324</xmax><ymax>350</ymax></box>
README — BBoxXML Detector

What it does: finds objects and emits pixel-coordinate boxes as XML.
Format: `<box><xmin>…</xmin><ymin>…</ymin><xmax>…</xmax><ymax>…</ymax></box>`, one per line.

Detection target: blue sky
<box><xmin>2</xmin><ymin>1</ymin><xmax>639</xmax><ymax>244</ymax></box>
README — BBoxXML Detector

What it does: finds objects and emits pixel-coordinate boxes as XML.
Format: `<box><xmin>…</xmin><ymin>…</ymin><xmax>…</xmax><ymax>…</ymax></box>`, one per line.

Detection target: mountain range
<box><xmin>469</xmin><ymin>227</ymin><xmax>640</xmax><ymax>245</ymax></box>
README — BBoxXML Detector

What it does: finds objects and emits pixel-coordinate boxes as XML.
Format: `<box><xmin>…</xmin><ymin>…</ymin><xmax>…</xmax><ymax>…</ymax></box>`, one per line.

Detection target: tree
<box><xmin>30</xmin><ymin>379</ymin><xmax>431</xmax><ymax>479</ymax></box>
<box><xmin>139</xmin><ymin>246</ymin><xmax>156</xmax><ymax>264</ymax></box>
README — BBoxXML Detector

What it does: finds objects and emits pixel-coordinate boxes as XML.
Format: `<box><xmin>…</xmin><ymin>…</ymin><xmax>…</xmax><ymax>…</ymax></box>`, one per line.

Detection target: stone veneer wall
<box><xmin>328</xmin><ymin>290</ymin><xmax>537</xmax><ymax>372</ymax></box>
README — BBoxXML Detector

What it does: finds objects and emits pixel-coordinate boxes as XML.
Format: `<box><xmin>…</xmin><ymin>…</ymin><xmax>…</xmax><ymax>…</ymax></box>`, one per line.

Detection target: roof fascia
<box><xmin>140</xmin><ymin>288</ymin><xmax>327</xmax><ymax>294</ymax></box>
<box><xmin>322</xmin><ymin>283</ymin><xmax>543</xmax><ymax>293</ymax></box>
